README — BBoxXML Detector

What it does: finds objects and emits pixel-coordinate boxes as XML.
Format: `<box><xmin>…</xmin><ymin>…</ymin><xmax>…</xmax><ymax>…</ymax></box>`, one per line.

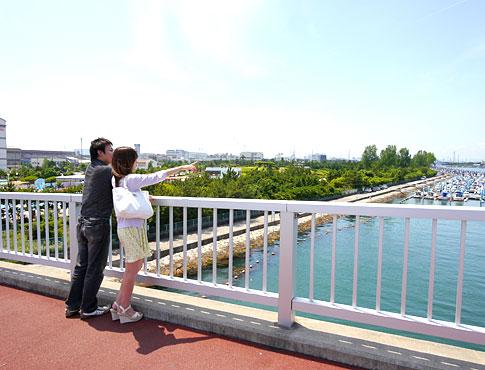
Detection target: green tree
<box><xmin>397</xmin><ymin>147</ymin><xmax>411</xmax><ymax>168</ymax></box>
<box><xmin>379</xmin><ymin>145</ymin><xmax>398</xmax><ymax>167</ymax></box>
<box><xmin>361</xmin><ymin>145</ymin><xmax>379</xmax><ymax>168</ymax></box>
<box><xmin>341</xmin><ymin>170</ymin><xmax>365</xmax><ymax>189</ymax></box>
<box><xmin>412</xmin><ymin>150</ymin><xmax>436</xmax><ymax>167</ymax></box>
<box><xmin>222</xmin><ymin>168</ymin><xmax>240</xmax><ymax>183</ymax></box>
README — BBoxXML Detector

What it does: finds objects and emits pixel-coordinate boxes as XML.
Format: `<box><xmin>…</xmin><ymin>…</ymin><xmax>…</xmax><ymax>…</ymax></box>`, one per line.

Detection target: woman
<box><xmin>110</xmin><ymin>146</ymin><xmax>196</xmax><ymax>323</ymax></box>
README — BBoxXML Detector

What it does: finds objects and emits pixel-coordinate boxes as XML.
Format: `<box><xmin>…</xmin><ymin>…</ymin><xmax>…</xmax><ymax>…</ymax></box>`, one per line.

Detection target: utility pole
<box><xmin>80</xmin><ymin>138</ymin><xmax>83</xmax><ymax>160</ymax></box>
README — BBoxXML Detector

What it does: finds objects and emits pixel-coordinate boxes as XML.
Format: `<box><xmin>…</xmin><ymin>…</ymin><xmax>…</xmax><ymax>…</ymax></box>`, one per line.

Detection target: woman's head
<box><xmin>112</xmin><ymin>147</ymin><xmax>138</xmax><ymax>184</ymax></box>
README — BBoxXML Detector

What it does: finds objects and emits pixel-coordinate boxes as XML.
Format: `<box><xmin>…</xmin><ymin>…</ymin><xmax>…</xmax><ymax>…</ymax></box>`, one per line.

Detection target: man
<box><xmin>65</xmin><ymin>138</ymin><xmax>114</xmax><ymax>319</ymax></box>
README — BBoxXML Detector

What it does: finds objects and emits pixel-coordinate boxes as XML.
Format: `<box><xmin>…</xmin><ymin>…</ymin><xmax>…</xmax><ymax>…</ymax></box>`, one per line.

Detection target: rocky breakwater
<box><xmin>146</xmin><ymin>176</ymin><xmax>441</xmax><ymax>279</ymax></box>
<box><xmin>146</xmin><ymin>213</ymin><xmax>334</xmax><ymax>279</ymax></box>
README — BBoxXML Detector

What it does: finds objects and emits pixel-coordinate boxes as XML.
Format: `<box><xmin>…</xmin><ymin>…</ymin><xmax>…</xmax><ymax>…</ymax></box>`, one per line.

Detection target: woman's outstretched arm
<box><xmin>124</xmin><ymin>163</ymin><xmax>197</xmax><ymax>190</ymax></box>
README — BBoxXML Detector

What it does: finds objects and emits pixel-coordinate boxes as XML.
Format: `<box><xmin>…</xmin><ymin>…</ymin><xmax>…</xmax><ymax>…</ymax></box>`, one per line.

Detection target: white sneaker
<box><xmin>80</xmin><ymin>305</ymin><xmax>110</xmax><ymax>319</ymax></box>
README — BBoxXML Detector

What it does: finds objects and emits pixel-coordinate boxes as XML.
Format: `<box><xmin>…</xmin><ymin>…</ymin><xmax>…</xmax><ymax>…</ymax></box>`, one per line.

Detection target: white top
<box><xmin>113</xmin><ymin>170</ymin><xmax>168</xmax><ymax>228</ymax></box>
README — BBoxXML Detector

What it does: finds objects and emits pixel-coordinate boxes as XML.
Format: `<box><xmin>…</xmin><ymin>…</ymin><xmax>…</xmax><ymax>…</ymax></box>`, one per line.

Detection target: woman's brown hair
<box><xmin>112</xmin><ymin>146</ymin><xmax>138</xmax><ymax>187</ymax></box>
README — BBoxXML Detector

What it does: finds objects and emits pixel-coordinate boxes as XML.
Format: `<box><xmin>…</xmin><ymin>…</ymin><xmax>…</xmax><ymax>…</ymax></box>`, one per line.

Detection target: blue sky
<box><xmin>1</xmin><ymin>0</ymin><xmax>484</xmax><ymax>160</ymax></box>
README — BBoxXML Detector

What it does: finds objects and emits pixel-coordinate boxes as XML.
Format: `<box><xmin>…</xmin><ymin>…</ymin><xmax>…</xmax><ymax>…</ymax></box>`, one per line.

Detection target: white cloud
<box><xmin>125</xmin><ymin>0</ymin><xmax>266</xmax><ymax>81</ymax></box>
<box><xmin>124</xmin><ymin>0</ymin><xmax>190</xmax><ymax>81</ymax></box>
<box><xmin>175</xmin><ymin>0</ymin><xmax>261</xmax><ymax>65</ymax></box>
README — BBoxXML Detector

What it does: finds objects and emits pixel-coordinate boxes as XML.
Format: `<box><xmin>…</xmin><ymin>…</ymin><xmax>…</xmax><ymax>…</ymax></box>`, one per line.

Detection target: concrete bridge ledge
<box><xmin>1</xmin><ymin>261</ymin><xmax>484</xmax><ymax>370</ymax></box>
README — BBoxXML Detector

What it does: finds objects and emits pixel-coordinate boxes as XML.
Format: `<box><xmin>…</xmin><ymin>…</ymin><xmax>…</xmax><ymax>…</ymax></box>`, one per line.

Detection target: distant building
<box><xmin>273</xmin><ymin>153</ymin><xmax>286</xmax><ymax>161</ymax></box>
<box><xmin>310</xmin><ymin>154</ymin><xmax>327</xmax><ymax>162</ymax></box>
<box><xmin>165</xmin><ymin>149</ymin><xmax>252</xmax><ymax>162</ymax></box>
<box><xmin>0</xmin><ymin>118</ymin><xmax>7</xmax><ymax>170</ymax></box>
<box><xmin>165</xmin><ymin>149</ymin><xmax>209</xmax><ymax>162</ymax></box>
<box><xmin>166</xmin><ymin>149</ymin><xmax>187</xmax><ymax>161</ymax></box>
<box><xmin>240</xmin><ymin>152</ymin><xmax>264</xmax><ymax>161</ymax></box>
<box><xmin>7</xmin><ymin>146</ymin><xmax>81</xmax><ymax>168</ymax></box>
<box><xmin>187</xmin><ymin>152</ymin><xmax>208</xmax><ymax>161</ymax></box>
<box><xmin>136</xmin><ymin>158</ymin><xmax>157</xmax><ymax>170</ymax></box>
<box><xmin>143</xmin><ymin>153</ymin><xmax>167</xmax><ymax>162</ymax></box>
<box><xmin>134</xmin><ymin>144</ymin><xmax>141</xmax><ymax>155</ymax></box>
<box><xmin>205</xmin><ymin>167</ymin><xmax>242</xmax><ymax>179</ymax></box>
<box><xmin>74</xmin><ymin>149</ymin><xmax>89</xmax><ymax>158</ymax></box>
<box><xmin>208</xmin><ymin>153</ymin><xmax>239</xmax><ymax>161</ymax></box>
<box><xmin>30</xmin><ymin>157</ymin><xmax>69</xmax><ymax>167</ymax></box>
<box><xmin>7</xmin><ymin>148</ymin><xmax>21</xmax><ymax>169</ymax></box>
<box><xmin>65</xmin><ymin>156</ymin><xmax>91</xmax><ymax>165</ymax></box>
<box><xmin>55</xmin><ymin>174</ymin><xmax>85</xmax><ymax>187</ymax></box>
<box><xmin>20</xmin><ymin>150</ymin><xmax>76</xmax><ymax>165</ymax></box>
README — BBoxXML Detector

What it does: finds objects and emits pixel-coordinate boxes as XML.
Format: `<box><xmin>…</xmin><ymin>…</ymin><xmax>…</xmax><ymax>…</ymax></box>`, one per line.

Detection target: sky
<box><xmin>1</xmin><ymin>0</ymin><xmax>484</xmax><ymax>161</ymax></box>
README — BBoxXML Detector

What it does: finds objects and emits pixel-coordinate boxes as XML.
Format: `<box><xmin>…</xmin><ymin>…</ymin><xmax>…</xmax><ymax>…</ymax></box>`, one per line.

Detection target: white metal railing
<box><xmin>284</xmin><ymin>201</ymin><xmax>485</xmax><ymax>345</ymax></box>
<box><xmin>1</xmin><ymin>192</ymin><xmax>484</xmax><ymax>345</ymax></box>
<box><xmin>0</xmin><ymin>192</ymin><xmax>81</xmax><ymax>269</ymax></box>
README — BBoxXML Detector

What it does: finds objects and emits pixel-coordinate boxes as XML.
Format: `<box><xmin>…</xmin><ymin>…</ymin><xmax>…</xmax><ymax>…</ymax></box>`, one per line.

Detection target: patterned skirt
<box><xmin>117</xmin><ymin>225</ymin><xmax>151</xmax><ymax>263</ymax></box>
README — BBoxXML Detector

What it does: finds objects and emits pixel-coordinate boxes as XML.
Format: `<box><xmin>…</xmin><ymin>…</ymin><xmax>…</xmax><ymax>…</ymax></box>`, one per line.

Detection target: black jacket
<box><xmin>80</xmin><ymin>159</ymin><xmax>113</xmax><ymax>219</ymax></box>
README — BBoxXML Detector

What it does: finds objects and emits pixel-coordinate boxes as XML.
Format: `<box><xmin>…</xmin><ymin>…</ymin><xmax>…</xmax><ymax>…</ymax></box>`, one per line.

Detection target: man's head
<box><xmin>89</xmin><ymin>138</ymin><xmax>113</xmax><ymax>164</ymax></box>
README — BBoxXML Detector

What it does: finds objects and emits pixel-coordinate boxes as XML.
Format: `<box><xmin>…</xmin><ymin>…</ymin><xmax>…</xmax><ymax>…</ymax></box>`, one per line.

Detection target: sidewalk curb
<box><xmin>1</xmin><ymin>266</ymin><xmax>483</xmax><ymax>370</ymax></box>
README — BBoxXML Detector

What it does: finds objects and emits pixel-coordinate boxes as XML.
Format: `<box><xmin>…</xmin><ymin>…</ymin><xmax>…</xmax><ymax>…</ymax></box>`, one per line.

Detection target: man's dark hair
<box><xmin>89</xmin><ymin>138</ymin><xmax>113</xmax><ymax>161</ymax></box>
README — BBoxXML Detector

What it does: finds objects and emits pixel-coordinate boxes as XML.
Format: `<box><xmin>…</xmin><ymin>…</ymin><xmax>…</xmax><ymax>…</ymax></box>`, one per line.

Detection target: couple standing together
<box><xmin>65</xmin><ymin>138</ymin><xmax>196</xmax><ymax>323</ymax></box>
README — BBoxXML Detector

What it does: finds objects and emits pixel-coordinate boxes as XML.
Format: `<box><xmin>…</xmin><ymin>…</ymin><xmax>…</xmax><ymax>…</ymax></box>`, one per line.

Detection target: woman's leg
<box><xmin>117</xmin><ymin>258</ymin><xmax>144</xmax><ymax>310</ymax></box>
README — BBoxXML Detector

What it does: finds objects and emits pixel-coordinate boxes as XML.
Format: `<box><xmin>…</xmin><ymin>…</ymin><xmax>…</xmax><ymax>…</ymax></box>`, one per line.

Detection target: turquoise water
<box><xmin>201</xmin><ymin>200</ymin><xmax>485</xmax><ymax>325</ymax></box>
<box><xmin>199</xmin><ymin>200</ymin><xmax>483</xmax><ymax>320</ymax></box>
<box><xmin>177</xmin><ymin>198</ymin><xmax>485</xmax><ymax>348</ymax></box>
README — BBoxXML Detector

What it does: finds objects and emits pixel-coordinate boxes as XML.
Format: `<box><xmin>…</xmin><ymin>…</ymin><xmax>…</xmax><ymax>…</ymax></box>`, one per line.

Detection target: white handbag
<box><xmin>112</xmin><ymin>177</ymin><xmax>154</xmax><ymax>219</ymax></box>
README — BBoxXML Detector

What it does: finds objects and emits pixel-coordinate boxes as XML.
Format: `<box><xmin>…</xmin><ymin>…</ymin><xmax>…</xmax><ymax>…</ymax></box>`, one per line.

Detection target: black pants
<box><xmin>65</xmin><ymin>218</ymin><xmax>110</xmax><ymax>313</ymax></box>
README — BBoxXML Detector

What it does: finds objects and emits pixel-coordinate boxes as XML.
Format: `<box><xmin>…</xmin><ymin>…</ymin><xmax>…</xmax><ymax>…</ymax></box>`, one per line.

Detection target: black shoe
<box><xmin>65</xmin><ymin>307</ymin><xmax>80</xmax><ymax>318</ymax></box>
<box><xmin>80</xmin><ymin>305</ymin><xmax>110</xmax><ymax>319</ymax></box>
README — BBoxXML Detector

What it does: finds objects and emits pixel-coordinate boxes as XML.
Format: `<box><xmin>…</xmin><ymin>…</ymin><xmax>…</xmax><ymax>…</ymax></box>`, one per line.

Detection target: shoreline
<box><xmin>147</xmin><ymin>175</ymin><xmax>447</xmax><ymax>278</ymax></box>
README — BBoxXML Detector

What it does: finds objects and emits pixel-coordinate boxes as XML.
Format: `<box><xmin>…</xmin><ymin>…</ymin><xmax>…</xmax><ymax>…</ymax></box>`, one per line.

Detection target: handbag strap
<box><xmin>112</xmin><ymin>176</ymin><xmax>127</xmax><ymax>188</ymax></box>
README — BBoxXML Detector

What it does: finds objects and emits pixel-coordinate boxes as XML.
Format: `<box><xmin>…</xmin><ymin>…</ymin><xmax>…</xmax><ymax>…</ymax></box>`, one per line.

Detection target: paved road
<box><xmin>0</xmin><ymin>285</ymin><xmax>352</xmax><ymax>370</ymax></box>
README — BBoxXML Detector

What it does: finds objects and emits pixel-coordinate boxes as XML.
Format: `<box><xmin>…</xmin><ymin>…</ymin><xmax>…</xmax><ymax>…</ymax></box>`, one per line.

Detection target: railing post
<box><xmin>68</xmin><ymin>199</ymin><xmax>79</xmax><ymax>274</ymax></box>
<box><xmin>278</xmin><ymin>210</ymin><xmax>297</xmax><ymax>328</ymax></box>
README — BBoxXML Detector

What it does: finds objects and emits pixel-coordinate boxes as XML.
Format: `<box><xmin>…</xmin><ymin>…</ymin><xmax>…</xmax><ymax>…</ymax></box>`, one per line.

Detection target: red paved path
<box><xmin>0</xmin><ymin>285</ymin><xmax>351</xmax><ymax>370</ymax></box>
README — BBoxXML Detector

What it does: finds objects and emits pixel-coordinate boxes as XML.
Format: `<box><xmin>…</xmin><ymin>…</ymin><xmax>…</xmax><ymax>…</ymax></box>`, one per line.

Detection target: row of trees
<box><xmin>147</xmin><ymin>164</ymin><xmax>435</xmax><ymax>202</ymax></box>
<box><xmin>361</xmin><ymin>145</ymin><xmax>436</xmax><ymax>169</ymax></box>
<box><xmin>136</xmin><ymin>145</ymin><xmax>436</xmax><ymax>225</ymax></box>
<box><xmin>144</xmin><ymin>145</ymin><xmax>436</xmax><ymax>201</ymax></box>
<box><xmin>1</xmin><ymin>145</ymin><xmax>436</xmax><ymax>202</ymax></box>
<box><xmin>0</xmin><ymin>144</ymin><xmax>437</xmax><ymax>229</ymax></box>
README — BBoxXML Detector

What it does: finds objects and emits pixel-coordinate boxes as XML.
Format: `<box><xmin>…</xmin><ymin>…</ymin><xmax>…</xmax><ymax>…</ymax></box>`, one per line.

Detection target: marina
<box><xmin>406</xmin><ymin>167</ymin><xmax>485</xmax><ymax>205</ymax></box>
